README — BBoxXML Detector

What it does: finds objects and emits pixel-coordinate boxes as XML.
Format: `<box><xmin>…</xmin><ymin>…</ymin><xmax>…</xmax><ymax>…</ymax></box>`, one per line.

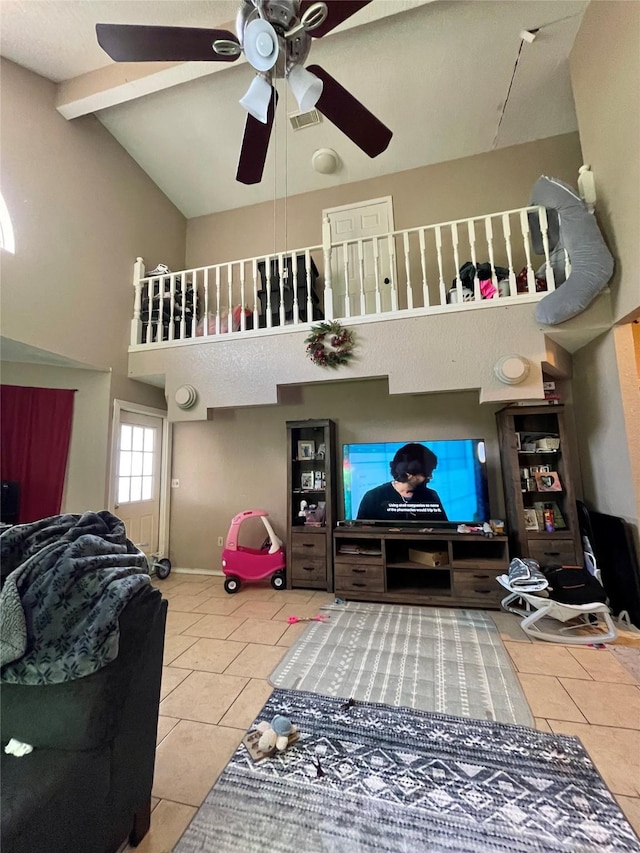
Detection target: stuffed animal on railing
<box><xmin>528</xmin><ymin>176</ymin><xmax>614</xmax><ymax>325</ymax></box>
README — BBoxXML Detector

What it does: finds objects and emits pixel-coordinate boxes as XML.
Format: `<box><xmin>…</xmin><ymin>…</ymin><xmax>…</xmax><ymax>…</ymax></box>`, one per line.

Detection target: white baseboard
<box><xmin>170</xmin><ymin>567</ymin><xmax>223</xmax><ymax>577</ymax></box>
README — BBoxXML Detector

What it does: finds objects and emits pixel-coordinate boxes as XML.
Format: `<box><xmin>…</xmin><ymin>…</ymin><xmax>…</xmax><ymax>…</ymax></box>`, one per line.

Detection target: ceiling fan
<box><xmin>96</xmin><ymin>0</ymin><xmax>392</xmax><ymax>185</ymax></box>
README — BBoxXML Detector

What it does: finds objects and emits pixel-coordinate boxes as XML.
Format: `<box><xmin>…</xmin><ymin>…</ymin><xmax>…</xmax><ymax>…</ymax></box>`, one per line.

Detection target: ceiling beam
<box><xmin>56</xmin><ymin>0</ymin><xmax>435</xmax><ymax>120</ymax></box>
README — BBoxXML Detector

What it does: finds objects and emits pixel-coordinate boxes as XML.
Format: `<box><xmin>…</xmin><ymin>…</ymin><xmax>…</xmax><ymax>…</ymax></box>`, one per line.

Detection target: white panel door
<box><xmin>324</xmin><ymin>197</ymin><xmax>396</xmax><ymax>317</ymax></box>
<box><xmin>114</xmin><ymin>410</ymin><xmax>163</xmax><ymax>554</ymax></box>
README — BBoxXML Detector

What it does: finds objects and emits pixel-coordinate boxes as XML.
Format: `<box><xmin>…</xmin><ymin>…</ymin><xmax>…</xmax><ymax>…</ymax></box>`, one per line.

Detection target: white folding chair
<box><xmin>496</xmin><ymin>575</ymin><xmax>618</xmax><ymax>644</ymax></box>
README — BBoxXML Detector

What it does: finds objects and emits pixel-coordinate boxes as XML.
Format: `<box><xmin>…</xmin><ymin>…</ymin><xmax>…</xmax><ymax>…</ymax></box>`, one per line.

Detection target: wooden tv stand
<box><xmin>333</xmin><ymin>527</ymin><xmax>509</xmax><ymax>609</ymax></box>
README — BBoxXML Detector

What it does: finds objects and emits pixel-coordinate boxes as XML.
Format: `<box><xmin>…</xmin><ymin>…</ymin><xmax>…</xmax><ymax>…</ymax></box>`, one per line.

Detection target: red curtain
<box><xmin>0</xmin><ymin>385</ymin><xmax>75</xmax><ymax>523</ymax></box>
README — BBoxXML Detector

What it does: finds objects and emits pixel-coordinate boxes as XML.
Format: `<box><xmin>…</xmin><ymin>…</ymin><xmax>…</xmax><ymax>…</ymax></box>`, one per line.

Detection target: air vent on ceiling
<box><xmin>289</xmin><ymin>109</ymin><xmax>322</xmax><ymax>131</ymax></box>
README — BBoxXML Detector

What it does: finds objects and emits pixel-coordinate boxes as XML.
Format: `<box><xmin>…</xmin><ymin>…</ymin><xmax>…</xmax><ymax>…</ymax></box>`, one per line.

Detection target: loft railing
<box><xmin>129</xmin><ymin>205</ymin><xmax>567</xmax><ymax>347</ymax></box>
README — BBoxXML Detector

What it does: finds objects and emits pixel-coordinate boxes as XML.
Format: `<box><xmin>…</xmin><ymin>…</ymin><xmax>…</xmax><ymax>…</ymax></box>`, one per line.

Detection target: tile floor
<box><xmin>130</xmin><ymin>573</ymin><xmax>640</xmax><ymax>852</ymax></box>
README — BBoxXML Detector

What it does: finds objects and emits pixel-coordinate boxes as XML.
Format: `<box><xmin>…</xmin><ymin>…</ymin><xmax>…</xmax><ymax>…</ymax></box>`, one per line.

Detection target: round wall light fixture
<box><xmin>312</xmin><ymin>148</ymin><xmax>340</xmax><ymax>175</ymax></box>
<box><xmin>175</xmin><ymin>384</ymin><xmax>198</xmax><ymax>409</ymax></box>
<box><xmin>494</xmin><ymin>354</ymin><xmax>531</xmax><ymax>385</ymax></box>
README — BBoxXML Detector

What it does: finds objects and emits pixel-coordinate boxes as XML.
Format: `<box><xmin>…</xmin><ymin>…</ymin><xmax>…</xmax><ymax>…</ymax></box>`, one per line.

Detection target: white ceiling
<box><xmin>0</xmin><ymin>0</ymin><xmax>588</xmax><ymax>218</ymax></box>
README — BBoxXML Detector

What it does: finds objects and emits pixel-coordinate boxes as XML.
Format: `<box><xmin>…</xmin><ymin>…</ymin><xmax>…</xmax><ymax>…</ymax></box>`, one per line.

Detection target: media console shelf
<box><xmin>333</xmin><ymin>527</ymin><xmax>509</xmax><ymax>609</ymax></box>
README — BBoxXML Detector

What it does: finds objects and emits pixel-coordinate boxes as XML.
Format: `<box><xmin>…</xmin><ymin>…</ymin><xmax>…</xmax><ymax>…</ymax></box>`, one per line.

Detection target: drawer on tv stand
<box><xmin>335</xmin><ymin>563</ymin><xmax>384</xmax><ymax>583</ymax></box>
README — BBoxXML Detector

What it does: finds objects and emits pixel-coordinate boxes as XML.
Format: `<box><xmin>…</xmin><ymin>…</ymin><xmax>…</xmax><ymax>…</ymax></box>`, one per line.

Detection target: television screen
<box><xmin>342</xmin><ymin>439</ymin><xmax>490</xmax><ymax>526</ymax></box>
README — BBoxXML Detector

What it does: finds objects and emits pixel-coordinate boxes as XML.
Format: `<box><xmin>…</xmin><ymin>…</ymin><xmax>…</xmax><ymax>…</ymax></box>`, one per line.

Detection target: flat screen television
<box><xmin>342</xmin><ymin>439</ymin><xmax>490</xmax><ymax>526</ymax></box>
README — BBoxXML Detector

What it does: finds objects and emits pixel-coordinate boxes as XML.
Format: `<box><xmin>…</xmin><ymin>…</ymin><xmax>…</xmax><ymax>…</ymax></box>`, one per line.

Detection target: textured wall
<box><xmin>569</xmin><ymin>1</ymin><xmax>640</xmax><ymax>545</ymax></box>
<box><xmin>129</xmin><ymin>303</ymin><xmax>549</xmax><ymax>421</ymax></box>
<box><xmin>0</xmin><ymin>59</ymin><xmax>186</xmax><ymax>376</ymax></box>
<box><xmin>186</xmin><ymin>133</ymin><xmax>584</xmax><ymax>268</ymax></box>
<box><xmin>169</xmin><ymin>382</ymin><xmax>505</xmax><ymax>570</ymax></box>
<box><xmin>569</xmin><ymin>0</ymin><xmax>640</xmax><ymax>325</ymax></box>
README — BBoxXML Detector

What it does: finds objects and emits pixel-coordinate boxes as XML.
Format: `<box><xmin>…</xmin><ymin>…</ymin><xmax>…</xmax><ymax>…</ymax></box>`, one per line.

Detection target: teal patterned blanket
<box><xmin>0</xmin><ymin>511</ymin><xmax>149</xmax><ymax>685</ymax></box>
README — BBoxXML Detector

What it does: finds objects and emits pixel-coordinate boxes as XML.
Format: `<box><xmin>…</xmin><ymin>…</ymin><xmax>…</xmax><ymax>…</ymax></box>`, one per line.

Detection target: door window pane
<box><xmin>117</xmin><ymin>425</ymin><xmax>157</xmax><ymax>504</ymax></box>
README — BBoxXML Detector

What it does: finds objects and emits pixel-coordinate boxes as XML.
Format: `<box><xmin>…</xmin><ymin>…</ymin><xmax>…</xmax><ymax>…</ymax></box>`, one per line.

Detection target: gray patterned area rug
<box><xmin>175</xmin><ymin>688</ymin><xmax>640</xmax><ymax>853</ymax></box>
<box><xmin>270</xmin><ymin>602</ymin><xmax>532</xmax><ymax>726</ymax></box>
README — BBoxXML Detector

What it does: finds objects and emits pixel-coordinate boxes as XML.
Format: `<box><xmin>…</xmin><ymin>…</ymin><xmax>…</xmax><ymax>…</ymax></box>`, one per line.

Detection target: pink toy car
<box><xmin>221</xmin><ymin>509</ymin><xmax>286</xmax><ymax>594</ymax></box>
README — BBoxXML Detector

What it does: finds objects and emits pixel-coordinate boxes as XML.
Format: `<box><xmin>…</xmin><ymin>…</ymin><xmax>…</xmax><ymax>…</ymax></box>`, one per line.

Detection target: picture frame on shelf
<box><xmin>298</xmin><ymin>440</ymin><xmax>315</xmax><ymax>460</ymax></box>
<box><xmin>523</xmin><ymin>508</ymin><xmax>540</xmax><ymax>531</ymax></box>
<box><xmin>300</xmin><ymin>472</ymin><xmax>314</xmax><ymax>490</ymax></box>
<box><xmin>316</xmin><ymin>442</ymin><xmax>326</xmax><ymax>460</ymax></box>
<box><xmin>314</xmin><ymin>471</ymin><xmax>324</xmax><ymax>490</ymax></box>
<box><xmin>535</xmin><ymin>470</ymin><xmax>562</xmax><ymax>492</ymax></box>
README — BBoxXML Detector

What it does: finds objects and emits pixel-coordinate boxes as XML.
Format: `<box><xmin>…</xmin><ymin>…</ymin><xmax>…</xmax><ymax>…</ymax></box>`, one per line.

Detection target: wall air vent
<box><xmin>289</xmin><ymin>109</ymin><xmax>322</xmax><ymax>131</ymax></box>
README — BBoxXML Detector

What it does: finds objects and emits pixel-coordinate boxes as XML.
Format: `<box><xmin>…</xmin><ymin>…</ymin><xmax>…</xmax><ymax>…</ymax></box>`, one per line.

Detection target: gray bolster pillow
<box><xmin>528</xmin><ymin>176</ymin><xmax>614</xmax><ymax>326</ymax></box>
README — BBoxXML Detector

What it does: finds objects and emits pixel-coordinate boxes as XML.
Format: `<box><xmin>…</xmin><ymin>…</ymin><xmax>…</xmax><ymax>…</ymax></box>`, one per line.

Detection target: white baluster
<box><xmin>203</xmin><ymin>268</ymin><xmax>210</xmax><ymax>337</ymax></box>
<box><xmin>387</xmin><ymin>234</ymin><xmax>398</xmax><ymax>312</ymax></box>
<box><xmin>373</xmin><ymin>237</ymin><xmax>382</xmax><ymax>315</ymax></box>
<box><xmin>451</xmin><ymin>222</ymin><xmax>462</xmax><ymax>304</ymax></box>
<box><xmin>179</xmin><ymin>272</ymin><xmax>187</xmax><ymax>339</ymax></box>
<box><xmin>468</xmin><ymin>220</ymin><xmax>480</xmax><ymax>301</ymax></box>
<box><xmin>357</xmin><ymin>240</ymin><xmax>366</xmax><ymax>316</ymax></box>
<box><xmin>538</xmin><ymin>207</ymin><xmax>556</xmax><ymax>291</ymax></box>
<box><xmin>227</xmin><ymin>263</ymin><xmax>233</xmax><ymax>334</ymax></box>
<box><xmin>305</xmin><ymin>248</ymin><xmax>313</xmax><ymax>324</ymax></box>
<box><xmin>322</xmin><ymin>215</ymin><xmax>334</xmax><ymax>320</ymax></box>
<box><xmin>190</xmin><ymin>269</ymin><xmax>198</xmax><ymax>338</ymax></box>
<box><xmin>435</xmin><ymin>226</ymin><xmax>446</xmax><ymax>306</ymax></box>
<box><xmin>265</xmin><ymin>256</ymin><xmax>272</xmax><ymax>328</ymax></box>
<box><xmin>252</xmin><ymin>258</ymin><xmax>259</xmax><ymax>330</ymax></box>
<box><xmin>168</xmin><ymin>273</ymin><xmax>176</xmax><ymax>341</ymax></box>
<box><xmin>278</xmin><ymin>253</ymin><xmax>286</xmax><ymax>327</ymax></box>
<box><xmin>132</xmin><ymin>257</ymin><xmax>144</xmax><ymax>346</ymax></box>
<box><xmin>215</xmin><ymin>266</ymin><xmax>221</xmax><ymax>335</ymax></box>
<box><xmin>519</xmin><ymin>209</ymin><xmax>535</xmax><ymax>293</ymax></box>
<box><xmin>484</xmin><ymin>216</ymin><xmax>498</xmax><ymax>288</ymax></box>
<box><xmin>291</xmin><ymin>253</ymin><xmax>299</xmax><ymax>324</ymax></box>
<box><xmin>419</xmin><ymin>228</ymin><xmax>429</xmax><ymax>307</ymax></box>
<box><xmin>502</xmin><ymin>213</ymin><xmax>516</xmax><ymax>297</ymax></box>
<box><xmin>239</xmin><ymin>263</ymin><xmax>246</xmax><ymax>331</ymax></box>
<box><xmin>403</xmin><ymin>232</ymin><xmax>413</xmax><ymax>310</ymax></box>
<box><xmin>342</xmin><ymin>242</ymin><xmax>350</xmax><ymax>318</ymax></box>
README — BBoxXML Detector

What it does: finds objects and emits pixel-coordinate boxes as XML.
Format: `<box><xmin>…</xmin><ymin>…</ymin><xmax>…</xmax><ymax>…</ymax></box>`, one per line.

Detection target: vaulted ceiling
<box><xmin>1</xmin><ymin>0</ymin><xmax>588</xmax><ymax>218</ymax></box>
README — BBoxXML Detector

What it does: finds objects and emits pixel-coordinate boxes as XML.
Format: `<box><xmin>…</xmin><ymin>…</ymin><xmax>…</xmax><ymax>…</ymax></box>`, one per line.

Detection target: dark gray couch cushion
<box><xmin>0</xmin><ymin>586</ymin><xmax>160</xmax><ymax>750</ymax></box>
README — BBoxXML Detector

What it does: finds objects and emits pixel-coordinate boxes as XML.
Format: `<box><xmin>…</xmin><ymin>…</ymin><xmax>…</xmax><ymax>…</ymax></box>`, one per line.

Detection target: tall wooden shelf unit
<box><xmin>286</xmin><ymin>419</ymin><xmax>337</xmax><ymax>591</ymax></box>
<box><xmin>496</xmin><ymin>405</ymin><xmax>582</xmax><ymax>568</ymax></box>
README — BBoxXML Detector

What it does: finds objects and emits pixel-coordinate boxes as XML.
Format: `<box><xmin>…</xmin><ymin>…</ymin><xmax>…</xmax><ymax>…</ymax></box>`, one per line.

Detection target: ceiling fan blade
<box><xmin>307</xmin><ymin>65</ymin><xmax>392</xmax><ymax>158</ymax></box>
<box><xmin>236</xmin><ymin>88</ymin><xmax>278</xmax><ymax>185</ymax></box>
<box><xmin>299</xmin><ymin>1</ymin><xmax>373</xmax><ymax>38</ymax></box>
<box><xmin>96</xmin><ymin>23</ymin><xmax>240</xmax><ymax>62</ymax></box>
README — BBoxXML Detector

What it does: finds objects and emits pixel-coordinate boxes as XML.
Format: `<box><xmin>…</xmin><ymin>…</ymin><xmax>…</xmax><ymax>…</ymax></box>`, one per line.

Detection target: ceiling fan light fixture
<box><xmin>287</xmin><ymin>64</ymin><xmax>323</xmax><ymax>113</ymax></box>
<box><xmin>243</xmin><ymin>18</ymin><xmax>279</xmax><ymax>71</ymax></box>
<box><xmin>239</xmin><ymin>74</ymin><xmax>273</xmax><ymax>124</ymax></box>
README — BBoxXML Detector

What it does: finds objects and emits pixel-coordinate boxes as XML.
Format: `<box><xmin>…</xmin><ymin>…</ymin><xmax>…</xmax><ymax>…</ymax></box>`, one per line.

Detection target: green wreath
<box><xmin>305</xmin><ymin>321</ymin><xmax>355</xmax><ymax>369</ymax></box>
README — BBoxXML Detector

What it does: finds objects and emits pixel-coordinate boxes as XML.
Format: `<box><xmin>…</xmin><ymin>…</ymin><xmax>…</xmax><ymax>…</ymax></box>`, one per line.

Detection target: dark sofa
<box><xmin>1</xmin><ymin>584</ymin><xmax>167</xmax><ymax>853</ymax></box>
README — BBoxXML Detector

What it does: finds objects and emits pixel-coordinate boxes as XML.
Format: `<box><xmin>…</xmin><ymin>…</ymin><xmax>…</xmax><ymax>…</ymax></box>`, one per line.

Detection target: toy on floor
<box><xmin>221</xmin><ymin>509</ymin><xmax>286</xmax><ymax>594</ymax></box>
<box><xmin>287</xmin><ymin>614</ymin><xmax>330</xmax><ymax>624</ymax></box>
<box><xmin>257</xmin><ymin>715</ymin><xmax>298</xmax><ymax>752</ymax></box>
<box><xmin>243</xmin><ymin>715</ymin><xmax>299</xmax><ymax>762</ymax></box>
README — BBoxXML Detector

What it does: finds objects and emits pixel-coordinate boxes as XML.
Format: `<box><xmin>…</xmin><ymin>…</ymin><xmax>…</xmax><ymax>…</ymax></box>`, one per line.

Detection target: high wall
<box><xmin>170</xmin><ymin>380</ymin><xmax>505</xmax><ymax>570</ymax></box>
<box><xmin>186</xmin><ymin>133</ymin><xmax>583</xmax><ymax>266</ymax></box>
<box><xmin>0</xmin><ymin>58</ymin><xmax>187</xmax><ymax>508</ymax></box>
<box><xmin>569</xmin><ymin>0</ymin><xmax>640</xmax><ymax>544</ymax></box>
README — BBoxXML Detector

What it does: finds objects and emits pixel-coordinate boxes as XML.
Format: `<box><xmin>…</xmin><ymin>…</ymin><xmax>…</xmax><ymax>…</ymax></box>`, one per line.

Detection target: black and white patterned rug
<box><xmin>175</xmin><ymin>688</ymin><xmax>640</xmax><ymax>853</ymax></box>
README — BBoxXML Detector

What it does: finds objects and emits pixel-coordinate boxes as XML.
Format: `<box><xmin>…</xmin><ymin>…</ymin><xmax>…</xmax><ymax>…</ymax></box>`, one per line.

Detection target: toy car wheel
<box><xmin>224</xmin><ymin>576</ymin><xmax>240</xmax><ymax>594</ymax></box>
<box><xmin>155</xmin><ymin>558</ymin><xmax>172</xmax><ymax>580</ymax></box>
<box><xmin>271</xmin><ymin>572</ymin><xmax>286</xmax><ymax>590</ymax></box>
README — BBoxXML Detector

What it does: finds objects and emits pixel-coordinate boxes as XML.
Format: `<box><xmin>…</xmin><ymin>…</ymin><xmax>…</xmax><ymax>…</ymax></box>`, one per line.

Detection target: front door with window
<box><xmin>114</xmin><ymin>410</ymin><xmax>163</xmax><ymax>554</ymax></box>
